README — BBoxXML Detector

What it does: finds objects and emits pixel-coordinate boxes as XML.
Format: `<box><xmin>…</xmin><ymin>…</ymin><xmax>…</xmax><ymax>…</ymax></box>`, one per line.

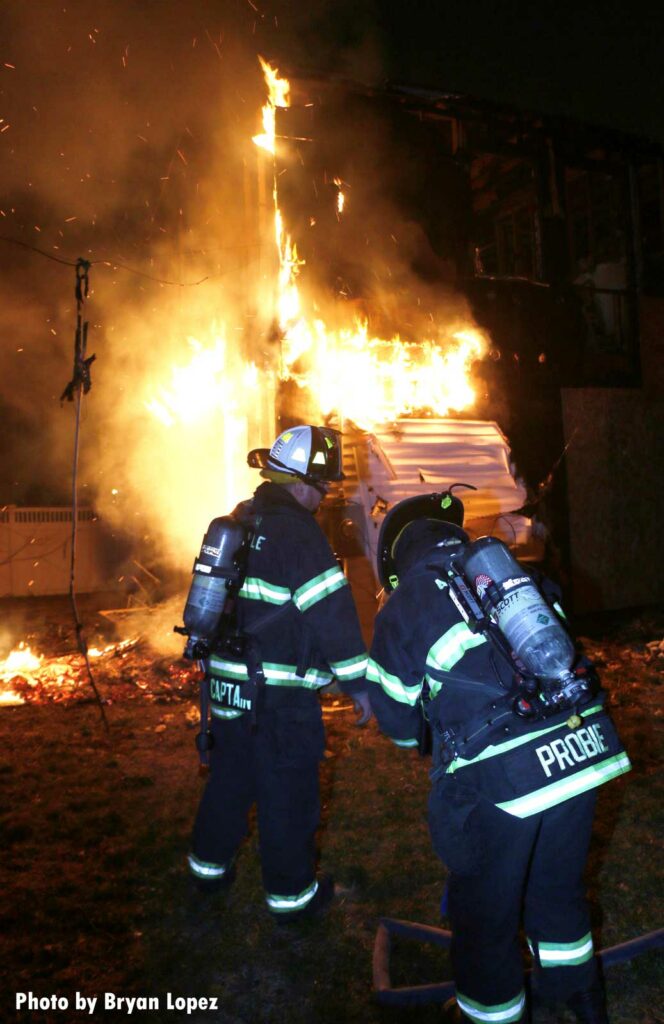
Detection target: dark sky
<box><xmin>256</xmin><ymin>0</ymin><xmax>664</xmax><ymax>145</ymax></box>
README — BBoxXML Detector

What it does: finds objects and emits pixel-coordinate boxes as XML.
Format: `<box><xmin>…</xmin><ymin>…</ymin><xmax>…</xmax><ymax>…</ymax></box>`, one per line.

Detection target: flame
<box><xmin>139</xmin><ymin>56</ymin><xmax>489</xmax><ymax>525</ymax></box>
<box><xmin>280</xmin><ymin>320</ymin><xmax>486</xmax><ymax>429</ymax></box>
<box><xmin>2</xmin><ymin>642</ymin><xmax>42</xmax><ymax>677</ymax></box>
<box><xmin>0</xmin><ymin>642</ymin><xmax>42</xmax><ymax>706</ymax></box>
<box><xmin>144</xmin><ymin>334</ymin><xmax>259</xmax><ymax>428</ymax></box>
<box><xmin>333</xmin><ymin>178</ymin><xmax>346</xmax><ymax>216</ymax></box>
<box><xmin>0</xmin><ymin>638</ymin><xmax>144</xmax><ymax>707</ymax></box>
<box><xmin>252</xmin><ymin>58</ymin><xmax>487</xmax><ymax>429</ymax></box>
<box><xmin>252</xmin><ymin>56</ymin><xmax>290</xmax><ymax>154</ymax></box>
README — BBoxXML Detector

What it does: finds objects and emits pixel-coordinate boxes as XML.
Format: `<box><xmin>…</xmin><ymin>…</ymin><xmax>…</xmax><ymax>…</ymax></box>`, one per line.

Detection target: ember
<box><xmin>0</xmin><ymin>637</ymin><xmax>198</xmax><ymax>707</ymax></box>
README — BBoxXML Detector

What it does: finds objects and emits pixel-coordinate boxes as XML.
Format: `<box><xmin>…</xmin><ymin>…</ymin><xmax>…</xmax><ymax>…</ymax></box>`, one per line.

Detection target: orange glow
<box><xmin>2</xmin><ymin>642</ymin><xmax>42</xmax><ymax>676</ymax></box>
<box><xmin>252</xmin><ymin>56</ymin><xmax>290</xmax><ymax>154</ymax></box>
<box><xmin>251</xmin><ymin>57</ymin><xmax>487</xmax><ymax>429</ymax></box>
<box><xmin>280</xmin><ymin>320</ymin><xmax>487</xmax><ymax>429</ymax></box>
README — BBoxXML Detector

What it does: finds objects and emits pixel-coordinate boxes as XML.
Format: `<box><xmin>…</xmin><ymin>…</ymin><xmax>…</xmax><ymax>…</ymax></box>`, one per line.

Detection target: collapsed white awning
<box><xmin>340</xmin><ymin>418</ymin><xmax>543</xmax><ymax>579</ymax></box>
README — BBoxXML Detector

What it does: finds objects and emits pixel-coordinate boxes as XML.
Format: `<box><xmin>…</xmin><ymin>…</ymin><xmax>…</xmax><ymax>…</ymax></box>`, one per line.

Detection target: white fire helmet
<box><xmin>247</xmin><ymin>425</ymin><xmax>344</xmax><ymax>486</ymax></box>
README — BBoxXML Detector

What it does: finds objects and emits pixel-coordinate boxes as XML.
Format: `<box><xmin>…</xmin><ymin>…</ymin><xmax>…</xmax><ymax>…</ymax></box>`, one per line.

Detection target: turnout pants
<box><xmin>429</xmin><ymin>782</ymin><xmax>599</xmax><ymax>1023</ymax></box>
<box><xmin>190</xmin><ymin>689</ymin><xmax>325</xmax><ymax>916</ymax></box>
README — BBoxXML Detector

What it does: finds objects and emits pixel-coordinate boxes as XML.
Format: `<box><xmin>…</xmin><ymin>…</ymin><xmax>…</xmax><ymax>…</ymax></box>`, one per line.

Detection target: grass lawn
<box><xmin>0</xmin><ymin>595</ymin><xmax>662</xmax><ymax>1024</ymax></box>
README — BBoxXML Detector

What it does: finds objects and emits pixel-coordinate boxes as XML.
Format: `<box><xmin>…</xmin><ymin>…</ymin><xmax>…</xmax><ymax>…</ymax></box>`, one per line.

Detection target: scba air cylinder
<box><xmin>457</xmin><ymin>536</ymin><xmax>575</xmax><ymax>684</ymax></box>
<box><xmin>181</xmin><ymin>516</ymin><xmax>246</xmax><ymax>658</ymax></box>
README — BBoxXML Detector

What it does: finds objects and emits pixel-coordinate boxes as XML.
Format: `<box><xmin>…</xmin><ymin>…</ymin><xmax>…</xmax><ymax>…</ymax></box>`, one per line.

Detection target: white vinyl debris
<box><xmin>341</xmin><ymin>418</ymin><xmax>543</xmax><ymax>578</ymax></box>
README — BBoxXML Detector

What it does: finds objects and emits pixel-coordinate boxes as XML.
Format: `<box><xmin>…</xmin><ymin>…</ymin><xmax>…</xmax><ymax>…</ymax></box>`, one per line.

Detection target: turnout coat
<box><xmin>189</xmin><ymin>481</ymin><xmax>368</xmax><ymax>914</ymax></box>
<box><xmin>366</xmin><ymin>550</ymin><xmax>630</xmax><ymax>820</ymax></box>
<box><xmin>206</xmin><ymin>481</ymin><xmax>368</xmax><ymax>718</ymax></box>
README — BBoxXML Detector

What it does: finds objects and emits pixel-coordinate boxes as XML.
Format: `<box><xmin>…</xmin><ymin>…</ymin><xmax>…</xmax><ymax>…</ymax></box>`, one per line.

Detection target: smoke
<box><xmin>0</xmin><ymin>2</ymin><xmax>281</xmax><ymax>557</ymax></box>
<box><xmin>0</xmin><ymin>1</ymin><xmax>488</xmax><ymax>583</ymax></box>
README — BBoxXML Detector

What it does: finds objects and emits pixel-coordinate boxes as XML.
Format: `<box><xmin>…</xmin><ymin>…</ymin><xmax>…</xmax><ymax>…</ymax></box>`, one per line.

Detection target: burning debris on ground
<box><xmin>0</xmin><ymin>636</ymin><xmax>200</xmax><ymax>709</ymax></box>
<box><xmin>1</xmin><ymin>9</ymin><xmax>663</xmax><ymax>1022</ymax></box>
<box><xmin>0</xmin><ymin>594</ymin><xmax>661</xmax><ymax>1024</ymax></box>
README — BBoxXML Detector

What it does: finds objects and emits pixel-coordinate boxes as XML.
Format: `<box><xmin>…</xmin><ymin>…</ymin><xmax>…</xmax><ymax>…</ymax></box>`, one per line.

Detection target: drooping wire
<box><xmin>62</xmin><ymin>258</ymin><xmax>109</xmax><ymax>733</ymax></box>
<box><xmin>0</xmin><ymin>234</ymin><xmax>208</xmax><ymax>286</ymax></box>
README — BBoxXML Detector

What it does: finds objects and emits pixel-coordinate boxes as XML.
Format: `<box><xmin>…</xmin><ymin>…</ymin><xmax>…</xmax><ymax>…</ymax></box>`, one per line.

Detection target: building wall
<box><xmin>561</xmin><ymin>385</ymin><xmax>664</xmax><ymax>612</ymax></box>
<box><xmin>0</xmin><ymin>508</ymin><xmax>117</xmax><ymax>597</ymax></box>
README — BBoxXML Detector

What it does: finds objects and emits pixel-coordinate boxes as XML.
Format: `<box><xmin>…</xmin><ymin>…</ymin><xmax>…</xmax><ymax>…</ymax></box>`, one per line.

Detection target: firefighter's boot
<box><xmin>566</xmin><ymin>982</ymin><xmax>610</xmax><ymax>1024</ymax></box>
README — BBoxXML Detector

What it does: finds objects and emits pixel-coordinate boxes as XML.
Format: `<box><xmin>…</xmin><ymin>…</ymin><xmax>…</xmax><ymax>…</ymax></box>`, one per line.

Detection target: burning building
<box><xmin>250</xmin><ymin>64</ymin><xmax>664</xmax><ymax>612</ymax></box>
<box><xmin>1</xmin><ymin>48</ymin><xmax>662</xmax><ymax>617</ymax></box>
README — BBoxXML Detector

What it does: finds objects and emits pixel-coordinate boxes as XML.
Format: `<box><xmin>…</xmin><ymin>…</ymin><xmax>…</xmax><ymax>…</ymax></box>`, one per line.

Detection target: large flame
<box><xmin>280</xmin><ymin>321</ymin><xmax>486</xmax><ymax>429</ymax></box>
<box><xmin>252</xmin><ymin>57</ymin><xmax>487</xmax><ymax>429</ymax></box>
<box><xmin>138</xmin><ymin>56</ymin><xmax>488</xmax><ymax>535</ymax></box>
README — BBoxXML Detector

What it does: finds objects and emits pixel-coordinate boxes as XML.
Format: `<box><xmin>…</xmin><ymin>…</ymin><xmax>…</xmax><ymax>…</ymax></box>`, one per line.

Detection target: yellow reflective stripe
<box><xmin>446</xmin><ymin>704</ymin><xmax>605</xmax><ymax>774</ymax></box>
<box><xmin>266</xmin><ymin>879</ymin><xmax>318</xmax><ymax>912</ymax></box>
<box><xmin>330</xmin><ymin>654</ymin><xmax>368</xmax><ymax>679</ymax></box>
<box><xmin>536</xmin><ymin>932</ymin><xmax>594</xmax><ymax>966</ymax></box>
<box><xmin>294</xmin><ymin>567</ymin><xmax>347</xmax><ymax>610</ymax></box>
<box><xmin>208</xmin><ymin>657</ymin><xmax>249</xmax><ymax>680</ymax></box>
<box><xmin>427</xmin><ymin>622</ymin><xmax>487</xmax><ymax>672</ymax></box>
<box><xmin>210</xmin><ymin>659</ymin><xmax>333</xmax><ymax>690</ymax></box>
<box><xmin>456</xmin><ymin>989</ymin><xmax>526</xmax><ymax>1023</ymax></box>
<box><xmin>262</xmin><ymin>663</ymin><xmax>332</xmax><ymax>687</ymax></box>
<box><xmin>210</xmin><ymin>706</ymin><xmax>244</xmax><ymax>719</ymax></box>
<box><xmin>496</xmin><ymin>752</ymin><xmax>631</xmax><ymax>818</ymax></box>
<box><xmin>239</xmin><ymin>577</ymin><xmax>291</xmax><ymax>604</ymax></box>
<box><xmin>425</xmin><ymin>672</ymin><xmax>444</xmax><ymax>698</ymax></box>
<box><xmin>187</xmin><ymin>854</ymin><xmax>230</xmax><ymax>878</ymax></box>
<box><xmin>366</xmin><ymin>658</ymin><xmax>421</xmax><ymax>706</ymax></box>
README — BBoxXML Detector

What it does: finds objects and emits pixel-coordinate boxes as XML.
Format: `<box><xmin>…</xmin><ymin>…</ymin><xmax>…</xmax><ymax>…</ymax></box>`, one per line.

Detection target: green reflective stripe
<box><xmin>262</xmin><ymin>663</ymin><xmax>332</xmax><ymax>688</ymax></box>
<box><xmin>208</xmin><ymin>657</ymin><xmax>249</xmax><ymax>680</ymax></box>
<box><xmin>330</xmin><ymin>653</ymin><xmax>368</xmax><ymax>679</ymax></box>
<box><xmin>496</xmin><ymin>752</ymin><xmax>631</xmax><ymax>818</ymax></box>
<box><xmin>239</xmin><ymin>577</ymin><xmax>291</xmax><ymax>604</ymax></box>
<box><xmin>425</xmin><ymin>672</ymin><xmax>444</xmax><ymax>699</ymax></box>
<box><xmin>187</xmin><ymin>853</ymin><xmax>229</xmax><ymax>879</ymax></box>
<box><xmin>537</xmin><ymin>932</ymin><xmax>594</xmax><ymax>966</ymax></box>
<box><xmin>210</xmin><ymin>659</ymin><xmax>333</xmax><ymax>690</ymax></box>
<box><xmin>426</xmin><ymin>622</ymin><xmax>487</xmax><ymax>672</ymax></box>
<box><xmin>294</xmin><ymin>567</ymin><xmax>347</xmax><ymax>611</ymax></box>
<box><xmin>446</xmin><ymin>704</ymin><xmax>605</xmax><ymax>775</ymax></box>
<box><xmin>457</xmin><ymin>988</ymin><xmax>526</xmax><ymax>1023</ymax></box>
<box><xmin>553</xmin><ymin>600</ymin><xmax>567</xmax><ymax>621</ymax></box>
<box><xmin>210</xmin><ymin>706</ymin><xmax>244</xmax><ymax>719</ymax></box>
<box><xmin>266</xmin><ymin>879</ymin><xmax>318</xmax><ymax>913</ymax></box>
<box><xmin>366</xmin><ymin>658</ymin><xmax>421</xmax><ymax>706</ymax></box>
<box><xmin>393</xmin><ymin>737</ymin><xmax>419</xmax><ymax>748</ymax></box>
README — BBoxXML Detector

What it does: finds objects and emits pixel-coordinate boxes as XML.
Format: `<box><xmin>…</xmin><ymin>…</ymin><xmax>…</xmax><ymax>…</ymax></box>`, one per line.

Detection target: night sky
<box><xmin>257</xmin><ymin>0</ymin><xmax>664</xmax><ymax>144</ymax></box>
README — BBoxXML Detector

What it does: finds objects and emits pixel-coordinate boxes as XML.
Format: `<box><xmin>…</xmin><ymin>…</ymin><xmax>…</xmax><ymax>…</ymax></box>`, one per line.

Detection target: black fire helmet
<box><xmin>377</xmin><ymin>486</ymin><xmax>474</xmax><ymax>592</ymax></box>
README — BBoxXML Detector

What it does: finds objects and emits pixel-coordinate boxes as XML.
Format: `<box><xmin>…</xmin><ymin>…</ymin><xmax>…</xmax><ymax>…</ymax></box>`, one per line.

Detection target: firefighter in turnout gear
<box><xmin>366</xmin><ymin>492</ymin><xmax>630</xmax><ymax>1023</ymax></box>
<box><xmin>187</xmin><ymin>425</ymin><xmax>371</xmax><ymax>923</ymax></box>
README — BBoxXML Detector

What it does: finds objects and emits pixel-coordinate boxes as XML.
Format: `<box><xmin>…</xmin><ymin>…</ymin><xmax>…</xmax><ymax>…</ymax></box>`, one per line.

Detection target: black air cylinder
<box><xmin>181</xmin><ymin>516</ymin><xmax>247</xmax><ymax>658</ymax></box>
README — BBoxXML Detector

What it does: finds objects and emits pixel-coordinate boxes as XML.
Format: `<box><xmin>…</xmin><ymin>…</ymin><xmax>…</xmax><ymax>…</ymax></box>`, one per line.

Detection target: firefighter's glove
<box><xmin>352</xmin><ymin>690</ymin><xmax>373</xmax><ymax>726</ymax></box>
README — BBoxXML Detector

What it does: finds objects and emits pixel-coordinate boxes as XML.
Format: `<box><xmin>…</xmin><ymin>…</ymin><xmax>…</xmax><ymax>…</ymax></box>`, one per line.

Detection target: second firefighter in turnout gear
<box><xmin>187</xmin><ymin>425</ymin><xmax>370</xmax><ymax>922</ymax></box>
<box><xmin>366</xmin><ymin>492</ymin><xmax>630</xmax><ymax>1023</ymax></box>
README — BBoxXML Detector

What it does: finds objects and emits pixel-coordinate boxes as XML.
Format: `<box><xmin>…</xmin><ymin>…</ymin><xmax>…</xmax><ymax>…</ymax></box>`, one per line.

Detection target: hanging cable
<box><xmin>61</xmin><ymin>258</ymin><xmax>109</xmax><ymax>733</ymax></box>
